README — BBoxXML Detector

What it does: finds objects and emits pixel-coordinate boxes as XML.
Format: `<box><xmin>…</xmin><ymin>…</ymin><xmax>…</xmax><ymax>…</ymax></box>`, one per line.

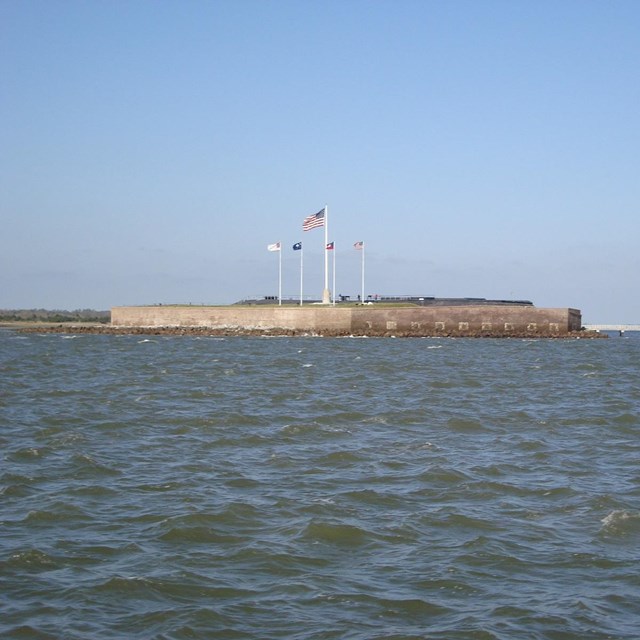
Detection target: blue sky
<box><xmin>1</xmin><ymin>0</ymin><xmax>638</xmax><ymax>322</ymax></box>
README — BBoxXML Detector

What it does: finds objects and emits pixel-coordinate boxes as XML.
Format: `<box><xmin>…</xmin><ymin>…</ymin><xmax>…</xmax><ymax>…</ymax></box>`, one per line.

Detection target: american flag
<box><xmin>267</xmin><ymin>242</ymin><xmax>281</xmax><ymax>252</ymax></box>
<box><xmin>354</xmin><ymin>241</ymin><xmax>364</xmax><ymax>249</ymax></box>
<box><xmin>326</xmin><ymin>241</ymin><xmax>334</xmax><ymax>250</ymax></box>
<box><xmin>302</xmin><ymin>208</ymin><xmax>325</xmax><ymax>231</ymax></box>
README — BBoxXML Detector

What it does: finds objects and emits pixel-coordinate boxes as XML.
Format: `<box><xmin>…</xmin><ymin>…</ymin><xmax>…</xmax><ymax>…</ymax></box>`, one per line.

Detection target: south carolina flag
<box><xmin>267</xmin><ymin>242</ymin><xmax>281</xmax><ymax>252</ymax></box>
<box><xmin>292</xmin><ymin>242</ymin><xmax>302</xmax><ymax>251</ymax></box>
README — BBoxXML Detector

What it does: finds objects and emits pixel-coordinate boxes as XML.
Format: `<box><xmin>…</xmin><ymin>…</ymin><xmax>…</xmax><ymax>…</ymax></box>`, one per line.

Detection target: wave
<box><xmin>92</xmin><ymin>574</ymin><xmax>258</xmax><ymax>601</ymax></box>
<box><xmin>600</xmin><ymin>510</ymin><xmax>640</xmax><ymax>537</ymax></box>
<box><xmin>300</xmin><ymin>520</ymin><xmax>371</xmax><ymax>546</ymax></box>
<box><xmin>0</xmin><ymin>548</ymin><xmax>61</xmax><ymax>572</ymax></box>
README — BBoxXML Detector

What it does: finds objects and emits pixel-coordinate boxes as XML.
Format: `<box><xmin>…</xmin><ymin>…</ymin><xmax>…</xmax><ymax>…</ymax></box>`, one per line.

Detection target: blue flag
<box><xmin>293</xmin><ymin>242</ymin><xmax>302</xmax><ymax>251</ymax></box>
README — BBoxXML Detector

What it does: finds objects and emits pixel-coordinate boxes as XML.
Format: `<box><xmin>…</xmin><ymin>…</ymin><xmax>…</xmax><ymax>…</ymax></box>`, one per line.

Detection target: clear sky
<box><xmin>1</xmin><ymin>0</ymin><xmax>638</xmax><ymax>323</ymax></box>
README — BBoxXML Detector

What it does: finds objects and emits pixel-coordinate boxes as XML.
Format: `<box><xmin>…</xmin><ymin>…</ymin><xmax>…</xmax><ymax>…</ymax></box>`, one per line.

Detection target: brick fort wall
<box><xmin>111</xmin><ymin>305</ymin><xmax>582</xmax><ymax>336</ymax></box>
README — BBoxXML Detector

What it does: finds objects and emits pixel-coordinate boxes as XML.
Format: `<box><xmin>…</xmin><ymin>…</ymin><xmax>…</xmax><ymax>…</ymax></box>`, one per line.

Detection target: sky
<box><xmin>1</xmin><ymin>0</ymin><xmax>638</xmax><ymax>323</ymax></box>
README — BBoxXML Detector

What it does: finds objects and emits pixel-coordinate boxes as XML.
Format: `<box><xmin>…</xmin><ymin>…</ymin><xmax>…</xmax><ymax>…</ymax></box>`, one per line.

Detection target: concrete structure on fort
<box><xmin>111</xmin><ymin>304</ymin><xmax>583</xmax><ymax>337</ymax></box>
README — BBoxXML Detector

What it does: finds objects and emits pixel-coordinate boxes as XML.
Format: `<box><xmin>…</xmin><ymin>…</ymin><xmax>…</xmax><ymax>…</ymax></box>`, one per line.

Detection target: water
<box><xmin>1</xmin><ymin>330</ymin><xmax>639</xmax><ymax>639</ymax></box>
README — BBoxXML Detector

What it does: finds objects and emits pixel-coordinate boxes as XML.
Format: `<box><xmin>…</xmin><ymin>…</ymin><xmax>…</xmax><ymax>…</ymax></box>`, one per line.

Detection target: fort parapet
<box><xmin>110</xmin><ymin>305</ymin><xmax>583</xmax><ymax>337</ymax></box>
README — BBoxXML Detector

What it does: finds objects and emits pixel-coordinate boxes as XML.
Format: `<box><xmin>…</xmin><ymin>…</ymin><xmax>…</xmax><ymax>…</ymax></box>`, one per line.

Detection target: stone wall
<box><xmin>111</xmin><ymin>305</ymin><xmax>582</xmax><ymax>337</ymax></box>
<box><xmin>351</xmin><ymin>305</ymin><xmax>581</xmax><ymax>336</ymax></box>
<box><xmin>110</xmin><ymin>306</ymin><xmax>352</xmax><ymax>332</ymax></box>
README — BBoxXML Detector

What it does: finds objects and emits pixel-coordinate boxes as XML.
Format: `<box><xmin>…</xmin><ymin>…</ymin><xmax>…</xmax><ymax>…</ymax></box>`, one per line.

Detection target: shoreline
<box><xmin>5</xmin><ymin>323</ymin><xmax>606</xmax><ymax>339</ymax></box>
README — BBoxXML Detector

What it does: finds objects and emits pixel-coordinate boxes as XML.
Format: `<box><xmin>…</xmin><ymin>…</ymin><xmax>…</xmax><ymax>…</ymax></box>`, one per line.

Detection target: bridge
<box><xmin>583</xmin><ymin>324</ymin><xmax>640</xmax><ymax>332</ymax></box>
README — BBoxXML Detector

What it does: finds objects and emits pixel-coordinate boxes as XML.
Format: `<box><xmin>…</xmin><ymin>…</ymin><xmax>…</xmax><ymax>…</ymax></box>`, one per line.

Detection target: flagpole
<box><xmin>361</xmin><ymin>242</ymin><xmax>365</xmax><ymax>303</ymax></box>
<box><xmin>322</xmin><ymin>205</ymin><xmax>330</xmax><ymax>304</ymax></box>
<box><xmin>332</xmin><ymin>242</ymin><xmax>336</xmax><ymax>305</ymax></box>
<box><xmin>300</xmin><ymin>244</ymin><xmax>304</xmax><ymax>306</ymax></box>
<box><xmin>278</xmin><ymin>244</ymin><xmax>282</xmax><ymax>305</ymax></box>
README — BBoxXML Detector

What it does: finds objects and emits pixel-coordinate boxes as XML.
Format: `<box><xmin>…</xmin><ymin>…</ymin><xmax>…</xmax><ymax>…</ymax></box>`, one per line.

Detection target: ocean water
<box><xmin>1</xmin><ymin>330</ymin><xmax>639</xmax><ymax>639</ymax></box>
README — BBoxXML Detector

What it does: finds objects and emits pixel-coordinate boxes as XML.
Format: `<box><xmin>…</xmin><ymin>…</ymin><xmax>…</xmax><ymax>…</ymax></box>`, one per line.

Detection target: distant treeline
<box><xmin>0</xmin><ymin>309</ymin><xmax>111</xmax><ymax>323</ymax></box>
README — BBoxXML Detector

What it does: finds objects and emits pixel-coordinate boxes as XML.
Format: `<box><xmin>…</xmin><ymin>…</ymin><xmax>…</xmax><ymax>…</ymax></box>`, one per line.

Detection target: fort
<box><xmin>110</xmin><ymin>300</ymin><xmax>585</xmax><ymax>337</ymax></box>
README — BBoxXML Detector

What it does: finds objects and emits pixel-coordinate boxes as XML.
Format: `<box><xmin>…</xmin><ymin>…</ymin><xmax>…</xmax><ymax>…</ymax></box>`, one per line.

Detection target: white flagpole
<box><xmin>300</xmin><ymin>244</ymin><xmax>304</xmax><ymax>306</ymax></box>
<box><xmin>362</xmin><ymin>242</ymin><xmax>365</xmax><ymax>303</ymax></box>
<box><xmin>360</xmin><ymin>242</ymin><xmax>365</xmax><ymax>303</ymax></box>
<box><xmin>278</xmin><ymin>244</ymin><xmax>282</xmax><ymax>305</ymax></box>
<box><xmin>332</xmin><ymin>243</ymin><xmax>336</xmax><ymax>305</ymax></box>
<box><xmin>322</xmin><ymin>205</ymin><xmax>330</xmax><ymax>304</ymax></box>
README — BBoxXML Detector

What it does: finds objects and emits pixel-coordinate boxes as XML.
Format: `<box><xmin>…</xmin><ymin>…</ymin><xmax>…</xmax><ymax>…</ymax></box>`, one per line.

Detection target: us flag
<box><xmin>302</xmin><ymin>208</ymin><xmax>325</xmax><ymax>231</ymax></box>
<box><xmin>354</xmin><ymin>241</ymin><xmax>364</xmax><ymax>249</ymax></box>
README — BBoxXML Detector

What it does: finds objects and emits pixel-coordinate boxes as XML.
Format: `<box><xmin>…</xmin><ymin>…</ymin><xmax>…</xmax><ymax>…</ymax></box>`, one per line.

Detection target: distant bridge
<box><xmin>583</xmin><ymin>324</ymin><xmax>640</xmax><ymax>332</ymax></box>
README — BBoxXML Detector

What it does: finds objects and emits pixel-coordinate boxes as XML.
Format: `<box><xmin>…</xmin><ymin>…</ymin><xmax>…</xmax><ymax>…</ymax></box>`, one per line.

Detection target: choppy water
<box><xmin>1</xmin><ymin>330</ymin><xmax>639</xmax><ymax>639</ymax></box>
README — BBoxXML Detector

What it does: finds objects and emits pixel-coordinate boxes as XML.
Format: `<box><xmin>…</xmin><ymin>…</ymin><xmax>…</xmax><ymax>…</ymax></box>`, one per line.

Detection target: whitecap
<box><xmin>600</xmin><ymin>510</ymin><xmax>640</xmax><ymax>535</ymax></box>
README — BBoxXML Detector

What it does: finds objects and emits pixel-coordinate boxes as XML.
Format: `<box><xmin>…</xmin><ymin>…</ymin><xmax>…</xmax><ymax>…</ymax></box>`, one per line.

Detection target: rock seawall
<box><xmin>16</xmin><ymin>324</ymin><xmax>604</xmax><ymax>339</ymax></box>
